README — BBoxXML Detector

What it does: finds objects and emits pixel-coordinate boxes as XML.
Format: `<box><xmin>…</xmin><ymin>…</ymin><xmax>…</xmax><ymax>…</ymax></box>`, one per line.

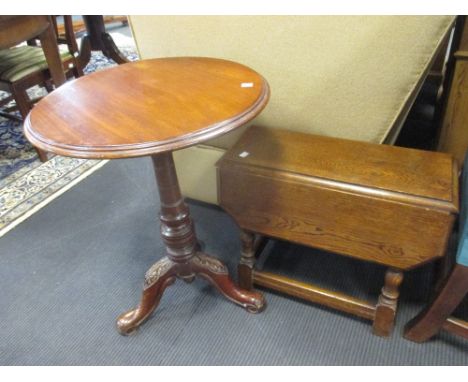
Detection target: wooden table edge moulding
<box><xmin>24</xmin><ymin>57</ymin><xmax>270</xmax><ymax>335</ymax></box>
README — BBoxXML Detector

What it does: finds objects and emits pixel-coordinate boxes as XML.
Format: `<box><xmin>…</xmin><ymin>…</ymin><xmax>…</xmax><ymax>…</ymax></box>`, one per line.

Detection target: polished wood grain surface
<box><xmin>219</xmin><ymin>127</ymin><xmax>458</xmax><ymax>270</ymax></box>
<box><xmin>221</xmin><ymin>167</ymin><xmax>455</xmax><ymax>269</ymax></box>
<box><xmin>24</xmin><ymin>57</ymin><xmax>269</xmax><ymax>159</ymax></box>
<box><xmin>221</xmin><ymin>126</ymin><xmax>456</xmax><ymax>204</ymax></box>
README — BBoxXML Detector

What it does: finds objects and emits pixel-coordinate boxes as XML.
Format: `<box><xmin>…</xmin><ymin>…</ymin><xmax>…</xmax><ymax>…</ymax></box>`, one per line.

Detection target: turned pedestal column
<box><xmin>24</xmin><ymin>57</ymin><xmax>270</xmax><ymax>334</ymax></box>
<box><xmin>116</xmin><ymin>153</ymin><xmax>265</xmax><ymax>334</ymax></box>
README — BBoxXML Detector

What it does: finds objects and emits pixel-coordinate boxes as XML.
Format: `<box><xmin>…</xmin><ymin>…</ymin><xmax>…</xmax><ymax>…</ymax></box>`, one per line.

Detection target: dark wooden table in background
<box><xmin>25</xmin><ymin>57</ymin><xmax>269</xmax><ymax>335</ymax></box>
<box><xmin>78</xmin><ymin>15</ymin><xmax>130</xmax><ymax>67</ymax></box>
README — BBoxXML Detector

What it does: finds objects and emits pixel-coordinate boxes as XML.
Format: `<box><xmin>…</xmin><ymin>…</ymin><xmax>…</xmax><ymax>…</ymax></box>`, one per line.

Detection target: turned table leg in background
<box><xmin>116</xmin><ymin>152</ymin><xmax>265</xmax><ymax>335</ymax></box>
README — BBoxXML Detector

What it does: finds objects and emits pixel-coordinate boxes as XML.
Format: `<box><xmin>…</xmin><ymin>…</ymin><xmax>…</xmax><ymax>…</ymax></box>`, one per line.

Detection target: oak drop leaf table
<box><xmin>24</xmin><ymin>57</ymin><xmax>269</xmax><ymax>335</ymax></box>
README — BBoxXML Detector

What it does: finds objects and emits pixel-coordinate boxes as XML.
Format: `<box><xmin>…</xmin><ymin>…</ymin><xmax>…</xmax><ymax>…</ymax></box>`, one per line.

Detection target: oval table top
<box><xmin>24</xmin><ymin>57</ymin><xmax>270</xmax><ymax>159</ymax></box>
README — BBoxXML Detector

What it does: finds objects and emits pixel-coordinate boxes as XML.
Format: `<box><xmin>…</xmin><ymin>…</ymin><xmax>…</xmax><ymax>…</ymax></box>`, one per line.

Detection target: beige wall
<box><xmin>129</xmin><ymin>16</ymin><xmax>454</xmax><ymax>144</ymax></box>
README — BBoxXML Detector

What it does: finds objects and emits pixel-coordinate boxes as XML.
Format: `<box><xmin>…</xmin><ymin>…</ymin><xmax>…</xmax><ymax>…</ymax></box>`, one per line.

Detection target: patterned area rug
<box><xmin>0</xmin><ymin>45</ymin><xmax>138</xmax><ymax>237</ymax></box>
<box><xmin>0</xmin><ymin>118</ymin><xmax>37</xmax><ymax>179</ymax></box>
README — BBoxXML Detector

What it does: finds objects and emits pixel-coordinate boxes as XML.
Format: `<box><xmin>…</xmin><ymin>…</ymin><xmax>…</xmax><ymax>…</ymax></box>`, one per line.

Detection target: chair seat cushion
<box><xmin>0</xmin><ymin>45</ymin><xmax>72</xmax><ymax>82</ymax></box>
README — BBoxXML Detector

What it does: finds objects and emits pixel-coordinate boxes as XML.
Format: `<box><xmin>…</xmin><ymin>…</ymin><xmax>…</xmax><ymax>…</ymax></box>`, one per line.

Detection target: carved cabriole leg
<box><xmin>116</xmin><ymin>258</ymin><xmax>178</xmax><ymax>335</ymax></box>
<box><xmin>192</xmin><ymin>252</ymin><xmax>266</xmax><ymax>313</ymax></box>
<box><xmin>116</xmin><ymin>152</ymin><xmax>266</xmax><ymax>335</ymax></box>
<box><xmin>239</xmin><ymin>230</ymin><xmax>256</xmax><ymax>290</ymax></box>
<box><xmin>372</xmin><ymin>268</ymin><xmax>404</xmax><ymax>337</ymax></box>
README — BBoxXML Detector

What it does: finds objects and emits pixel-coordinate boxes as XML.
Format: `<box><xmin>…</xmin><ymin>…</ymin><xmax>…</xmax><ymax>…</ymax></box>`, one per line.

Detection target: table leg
<box><xmin>101</xmin><ymin>33</ymin><xmax>130</xmax><ymax>64</ymax></box>
<box><xmin>372</xmin><ymin>268</ymin><xmax>404</xmax><ymax>337</ymax></box>
<box><xmin>79</xmin><ymin>16</ymin><xmax>130</xmax><ymax>68</ymax></box>
<box><xmin>238</xmin><ymin>230</ymin><xmax>256</xmax><ymax>290</ymax></box>
<box><xmin>116</xmin><ymin>152</ymin><xmax>265</xmax><ymax>335</ymax></box>
<box><xmin>78</xmin><ymin>36</ymin><xmax>92</xmax><ymax>69</ymax></box>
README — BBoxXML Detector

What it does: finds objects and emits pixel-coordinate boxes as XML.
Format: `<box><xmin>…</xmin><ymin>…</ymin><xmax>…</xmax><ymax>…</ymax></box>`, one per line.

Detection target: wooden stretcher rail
<box><xmin>253</xmin><ymin>270</ymin><xmax>377</xmax><ymax>321</ymax></box>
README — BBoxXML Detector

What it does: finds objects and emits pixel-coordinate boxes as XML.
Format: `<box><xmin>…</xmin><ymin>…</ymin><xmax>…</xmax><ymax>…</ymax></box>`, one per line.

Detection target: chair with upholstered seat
<box><xmin>404</xmin><ymin>153</ymin><xmax>468</xmax><ymax>342</ymax></box>
<box><xmin>0</xmin><ymin>43</ymin><xmax>75</xmax><ymax>91</ymax></box>
<box><xmin>0</xmin><ymin>16</ymin><xmax>82</xmax><ymax>161</ymax></box>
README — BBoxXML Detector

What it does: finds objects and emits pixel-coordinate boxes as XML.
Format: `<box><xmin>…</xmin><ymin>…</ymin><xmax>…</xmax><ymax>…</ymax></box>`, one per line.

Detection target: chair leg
<box><xmin>10</xmin><ymin>85</ymin><xmax>48</xmax><ymax>162</ymax></box>
<box><xmin>404</xmin><ymin>264</ymin><xmax>468</xmax><ymax>342</ymax></box>
<box><xmin>73</xmin><ymin>57</ymin><xmax>84</xmax><ymax>77</ymax></box>
<box><xmin>9</xmin><ymin>85</ymin><xmax>30</xmax><ymax>118</ymax></box>
<box><xmin>44</xmin><ymin>79</ymin><xmax>54</xmax><ymax>93</ymax></box>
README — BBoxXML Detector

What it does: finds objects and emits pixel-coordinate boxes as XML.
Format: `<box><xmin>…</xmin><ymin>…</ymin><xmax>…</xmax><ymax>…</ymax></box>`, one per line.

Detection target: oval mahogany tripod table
<box><xmin>24</xmin><ymin>57</ymin><xmax>270</xmax><ymax>335</ymax></box>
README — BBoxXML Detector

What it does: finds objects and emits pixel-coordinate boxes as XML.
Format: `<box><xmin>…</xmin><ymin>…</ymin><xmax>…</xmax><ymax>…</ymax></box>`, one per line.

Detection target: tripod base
<box><xmin>116</xmin><ymin>252</ymin><xmax>266</xmax><ymax>335</ymax></box>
